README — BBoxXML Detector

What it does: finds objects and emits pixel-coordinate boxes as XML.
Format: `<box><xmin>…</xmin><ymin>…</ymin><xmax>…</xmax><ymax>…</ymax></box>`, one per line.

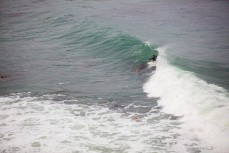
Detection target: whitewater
<box><xmin>1</xmin><ymin>0</ymin><xmax>229</xmax><ymax>152</ymax></box>
<box><xmin>144</xmin><ymin>47</ymin><xmax>229</xmax><ymax>153</ymax></box>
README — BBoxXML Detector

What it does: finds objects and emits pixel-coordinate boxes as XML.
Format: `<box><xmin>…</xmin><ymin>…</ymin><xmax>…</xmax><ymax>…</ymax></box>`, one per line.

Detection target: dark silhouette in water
<box><xmin>149</xmin><ymin>55</ymin><xmax>157</xmax><ymax>62</ymax></box>
<box><xmin>135</xmin><ymin>55</ymin><xmax>157</xmax><ymax>74</ymax></box>
<box><xmin>0</xmin><ymin>74</ymin><xmax>10</xmax><ymax>80</ymax></box>
<box><xmin>1</xmin><ymin>75</ymin><xmax>7</xmax><ymax>79</ymax></box>
<box><xmin>135</xmin><ymin>63</ymin><xmax>148</xmax><ymax>73</ymax></box>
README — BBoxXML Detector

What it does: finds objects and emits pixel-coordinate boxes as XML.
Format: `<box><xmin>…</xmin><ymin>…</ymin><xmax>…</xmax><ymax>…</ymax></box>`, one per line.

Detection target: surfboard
<box><xmin>147</xmin><ymin>61</ymin><xmax>156</xmax><ymax>68</ymax></box>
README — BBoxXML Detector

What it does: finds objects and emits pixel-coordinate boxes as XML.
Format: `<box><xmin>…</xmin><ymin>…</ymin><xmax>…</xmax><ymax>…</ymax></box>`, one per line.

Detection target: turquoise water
<box><xmin>0</xmin><ymin>0</ymin><xmax>229</xmax><ymax>152</ymax></box>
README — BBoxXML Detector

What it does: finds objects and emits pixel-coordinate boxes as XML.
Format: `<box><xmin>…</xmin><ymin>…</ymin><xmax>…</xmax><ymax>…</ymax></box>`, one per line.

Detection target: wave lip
<box><xmin>143</xmin><ymin>46</ymin><xmax>229</xmax><ymax>152</ymax></box>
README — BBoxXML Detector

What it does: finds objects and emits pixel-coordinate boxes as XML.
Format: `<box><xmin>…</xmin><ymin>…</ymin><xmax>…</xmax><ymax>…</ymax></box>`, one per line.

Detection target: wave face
<box><xmin>0</xmin><ymin>18</ymin><xmax>158</xmax><ymax>95</ymax></box>
<box><xmin>60</xmin><ymin>21</ymin><xmax>158</xmax><ymax>66</ymax></box>
<box><xmin>0</xmin><ymin>0</ymin><xmax>229</xmax><ymax>152</ymax></box>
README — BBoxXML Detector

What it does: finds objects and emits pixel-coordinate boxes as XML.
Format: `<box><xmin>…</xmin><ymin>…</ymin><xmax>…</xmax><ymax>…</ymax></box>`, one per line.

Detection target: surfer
<box><xmin>149</xmin><ymin>55</ymin><xmax>157</xmax><ymax>62</ymax></box>
<box><xmin>135</xmin><ymin>55</ymin><xmax>157</xmax><ymax>74</ymax></box>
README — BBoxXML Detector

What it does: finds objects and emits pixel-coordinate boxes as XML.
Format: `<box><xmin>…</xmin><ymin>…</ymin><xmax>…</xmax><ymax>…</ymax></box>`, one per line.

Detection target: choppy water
<box><xmin>0</xmin><ymin>0</ymin><xmax>229</xmax><ymax>153</ymax></box>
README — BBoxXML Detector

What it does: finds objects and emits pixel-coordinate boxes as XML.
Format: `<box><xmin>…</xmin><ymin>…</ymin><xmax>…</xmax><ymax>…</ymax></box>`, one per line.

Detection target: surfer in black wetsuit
<box><xmin>135</xmin><ymin>55</ymin><xmax>158</xmax><ymax>73</ymax></box>
<box><xmin>149</xmin><ymin>55</ymin><xmax>157</xmax><ymax>62</ymax></box>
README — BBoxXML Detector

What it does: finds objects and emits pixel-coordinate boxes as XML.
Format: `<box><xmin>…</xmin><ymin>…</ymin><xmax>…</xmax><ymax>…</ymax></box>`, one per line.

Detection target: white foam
<box><xmin>147</xmin><ymin>61</ymin><xmax>156</xmax><ymax>68</ymax></box>
<box><xmin>144</xmin><ymin>41</ymin><xmax>151</xmax><ymax>46</ymax></box>
<box><xmin>0</xmin><ymin>94</ymin><xmax>210</xmax><ymax>153</ymax></box>
<box><xmin>143</xmin><ymin>46</ymin><xmax>229</xmax><ymax>152</ymax></box>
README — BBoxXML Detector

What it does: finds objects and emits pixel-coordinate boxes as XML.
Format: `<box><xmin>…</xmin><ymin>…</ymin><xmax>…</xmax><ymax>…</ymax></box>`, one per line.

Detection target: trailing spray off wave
<box><xmin>143</xmin><ymin>46</ymin><xmax>229</xmax><ymax>152</ymax></box>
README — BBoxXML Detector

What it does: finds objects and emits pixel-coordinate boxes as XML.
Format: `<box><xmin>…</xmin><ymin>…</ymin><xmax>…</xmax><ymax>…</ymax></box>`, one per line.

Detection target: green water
<box><xmin>0</xmin><ymin>0</ymin><xmax>229</xmax><ymax>152</ymax></box>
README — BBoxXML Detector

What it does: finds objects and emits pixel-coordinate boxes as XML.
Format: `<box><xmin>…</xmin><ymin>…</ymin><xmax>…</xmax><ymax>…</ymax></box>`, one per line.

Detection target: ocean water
<box><xmin>0</xmin><ymin>0</ymin><xmax>229</xmax><ymax>153</ymax></box>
